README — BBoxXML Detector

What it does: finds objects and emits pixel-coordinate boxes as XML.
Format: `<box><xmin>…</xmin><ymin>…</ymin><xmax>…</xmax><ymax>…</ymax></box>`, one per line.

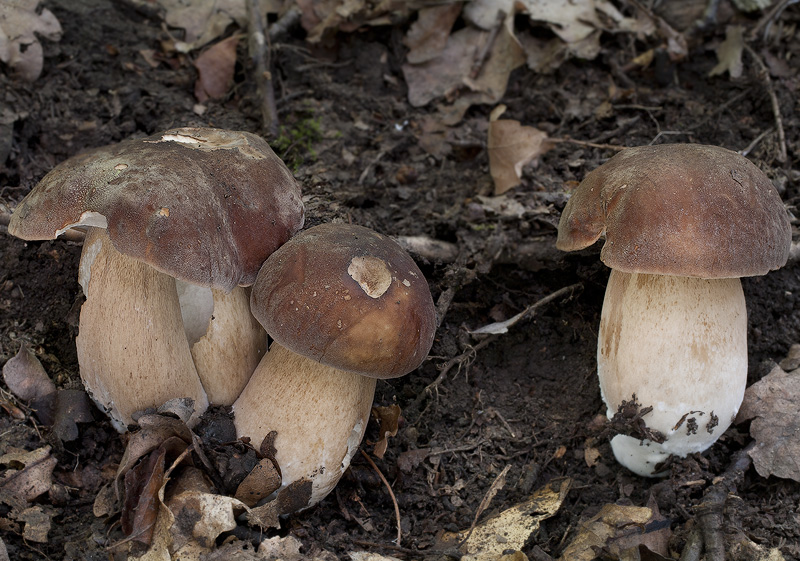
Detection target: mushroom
<box><xmin>556</xmin><ymin>144</ymin><xmax>791</xmax><ymax>476</ymax></box>
<box><xmin>233</xmin><ymin>223</ymin><xmax>436</xmax><ymax>508</ymax></box>
<box><xmin>8</xmin><ymin>128</ymin><xmax>304</xmax><ymax>430</ymax></box>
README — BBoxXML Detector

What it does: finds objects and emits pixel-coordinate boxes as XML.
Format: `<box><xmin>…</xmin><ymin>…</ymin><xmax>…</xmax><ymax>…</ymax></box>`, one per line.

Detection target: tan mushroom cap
<box><xmin>556</xmin><ymin>144</ymin><xmax>791</xmax><ymax>278</ymax></box>
<box><xmin>251</xmin><ymin>223</ymin><xmax>437</xmax><ymax>379</ymax></box>
<box><xmin>9</xmin><ymin>128</ymin><xmax>304</xmax><ymax>290</ymax></box>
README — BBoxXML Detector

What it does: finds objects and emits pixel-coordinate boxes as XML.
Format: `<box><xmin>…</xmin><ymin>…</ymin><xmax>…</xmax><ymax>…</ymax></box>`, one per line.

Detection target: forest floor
<box><xmin>1</xmin><ymin>0</ymin><xmax>800</xmax><ymax>560</ymax></box>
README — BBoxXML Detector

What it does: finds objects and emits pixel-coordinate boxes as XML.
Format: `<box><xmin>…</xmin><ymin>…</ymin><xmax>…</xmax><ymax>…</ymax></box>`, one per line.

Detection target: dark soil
<box><xmin>2</xmin><ymin>0</ymin><xmax>800</xmax><ymax>559</ymax></box>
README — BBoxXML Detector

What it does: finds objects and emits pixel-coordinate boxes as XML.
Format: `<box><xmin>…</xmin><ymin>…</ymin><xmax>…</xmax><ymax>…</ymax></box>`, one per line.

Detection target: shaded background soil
<box><xmin>1</xmin><ymin>0</ymin><xmax>800</xmax><ymax>559</ymax></box>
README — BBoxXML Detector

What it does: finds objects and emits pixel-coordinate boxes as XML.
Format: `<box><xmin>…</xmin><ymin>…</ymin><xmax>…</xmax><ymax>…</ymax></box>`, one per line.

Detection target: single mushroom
<box><xmin>556</xmin><ymin>144</ymin><xmax>791</xmax><ymax>476</ymax></box>
<box><xmin>8</xmin><ymin>128</ymin><xmax>304</xmax><ymax>430</ymax></box>
<box><xmin>233</xmin><ymin>223</ymin><xmax>436</xmax><ymax>508</ymax></box>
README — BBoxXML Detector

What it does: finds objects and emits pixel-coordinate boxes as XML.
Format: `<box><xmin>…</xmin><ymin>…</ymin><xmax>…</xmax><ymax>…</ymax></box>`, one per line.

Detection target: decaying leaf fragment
<box><xmin>439</xmin><ymin>477</ymin><xmax>570</xmax><ymax>560</ymax></box>
<box><xmin>559</xmin><ymin>500</ymin><xmax>671</xmax><ymax>561</ymax></box>
<box><xmin>2</xmin><ymin>343</ymin><xmax>55</xmax><ymax>401</ymax></box>
<box><xmin>194</xmin><ymin>35</ymin><xmax>240</xmax><ymax>102</ymax></box>
<box><xmin>0</xmin><ymin>0</ymin><xmax>62</xmax><ymax>81</ymax></box>
<box><xmin>709</xmin><ymin>26</ymin><xmax>744</xmax><ymax>79</ymax></box>
<box><xmin>736</xmin><ymin>364</ymin><xmax>800</xmax><ymax>481</ymax></box>
<box><xmin>371</xmin><ymin>404</ymin><xmax>401</xmax><ymax>459</ymax></box>
<box><xmin>402</xmin><ymin>12</ymin><xmax>525</xmax><ymax>125</ymax></box>
<box><xmin>0</xmin><ymin>446</ymin><xmax>56</xmax><ymax>503</ymax></box>
<box><xmin>487</xmin><ymin>106</ymin><xmax>552</xmax><ymax>195</ymax></box>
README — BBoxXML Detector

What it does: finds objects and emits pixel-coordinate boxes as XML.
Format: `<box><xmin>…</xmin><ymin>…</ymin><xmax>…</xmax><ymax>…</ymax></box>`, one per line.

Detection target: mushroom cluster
<box><xmin>233</xmin><ymin>223</ymin><xmax>437</xmax><ymax>508</ymax></box>
<box><xmin>8</xmin><ymin>128</ymin><xmax>305</xmax><ymax>430</ymax></box>
<box><xmin>557</xmin><ymin>144</ymin><xmax>791</xmax><ymax>476</ymax></box>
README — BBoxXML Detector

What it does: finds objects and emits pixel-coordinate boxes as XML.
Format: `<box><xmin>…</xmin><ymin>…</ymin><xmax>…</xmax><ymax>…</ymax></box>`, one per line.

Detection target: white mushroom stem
<box><xmin>232</xmin><ymin>342</ymin><xmax>377</xmax><ymax>508</ymax></box>
<box><xmin>598</xmin><ymin>270</ymin><xmax>748</xmax><ymax>477</ymax></box>
<box><xmin>177</xmin><ymin>282</ymin><xmax>266</xmax><ymax>405</ymax></box>
<box><xmin>77</xmin><ymin>227</ymin><xmax>209</xmax><ymax>431</ymax></box>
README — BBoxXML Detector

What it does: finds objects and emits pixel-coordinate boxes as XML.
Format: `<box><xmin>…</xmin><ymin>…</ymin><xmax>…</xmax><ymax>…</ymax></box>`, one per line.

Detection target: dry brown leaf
<box><xmin>736</xmin><ymin>364</ymin><xmax>800</xmax><ymax>481</ymax></box>
<box><xmin>31</xmin><ymin>389</ymin><xmax>94</xmax><ymax>442</ymax></box>
<box><xmin>234</xmin><ymin>458</ymin><xmax>282</xmax><ymax>507</ymax></box>
<box><xmin>16</xmin><ymin>505</ymin><xmax>53</xmax><ymax>543</ymax></box>
<box><xmin>194</xmin><ymin>35</ymin><xmax>239</xmax><ymax>102</ymax></box>
<box><xmin>371</xmin><ymin>404</ymin><xmax>401</xmax><ymax>459</ymax></box>
<box><xmin>122</xmin><ymin>446</ymin><xmax>168</xmax><ymax>552</ymax></box>
<box><xmin>709</xmin><ymin>26</ymin><xmax>744</xmax><ymax>78</ymax></box>
<box><xmin>558</xmin><ymin>502</ymin><xmax>671</xmax><ymax>561</ymax></box>
<box><xmin>403</xmin><ymin>14</ymin><xmax>525</xmax><ymax>125</ymax></box>
<box><xmin>403</xmin><ymin>3</ymin><xmax>462</xmax><ymax>64</ymax></box>
<box><xmin>2</xmin><ymin>344</ymin><xmax>55</xmax><ymax>402</ymax></box>
<box><xmin>488</xmin><ymin>118</ymin><xmax>551</xmax><ymax>195</ymax></box>
<box><xmin>0</xmin><ymin>0</ymin><xmax>62</xmax><ymax>81</ymax></box>
<box><xmin>0</xmin><ymin>447</ymin><xmax>56</xmax><ymax>503</ymax></box>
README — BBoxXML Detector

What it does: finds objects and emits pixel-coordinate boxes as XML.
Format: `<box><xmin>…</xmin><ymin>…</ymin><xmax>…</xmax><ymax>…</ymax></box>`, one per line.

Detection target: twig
<box><xmin>749</xmin><ymin>0</ymin><xmax>797</xmax><ymax>41</ymax></box>
<box><xmin>743</xmin><ymin>44</ymin><xmax>787</xmax><ymax>163</ymax></box>
<box><xmin>694</xmin><ymin>443</ymin><xmax>754</xmax><ymax>561</ymax></box>
<box><xmin>412</xmin><ymin>283</ymin><xmax>582</xmax><ymax>415</ymax></box>
<box><xmin>739</xmin><ymin>127</ymin><xmax>775</xmax><ymax>158</ymax></box>
<box><xmin>470</xmin><ymin>10</ymin><xmax>506</xmax><ymax>79</ymax></box>
<box><xmin>267</xmin><ymin>5</ymin><xmax>301</xmax><ymax>42</ymax></box>
<box><xmin>358</xmin><ymin>150</ymin><xmax>386</xmax><ymax>185</ymax></box>
<box><xmin>548</xmin><ymin>137</ymin><xmax>626</xmax><ymax>152</ymax></box>
<box><xmin>679</xmin><ymin>525</ymin><xmax>703</xmax><ymax>561</ymax></box>
<box><xmin>360</xmin><ymin>450</ymin><xmax>402</xmax><ymax>547</ymax></box>
<box><xmin>248</xmin><ymin>0</ymin><xmax>279</xmax><ymax>138</ymax></box>
<box><xmin>458</xmin><ymin>464</ymin><xmax>512</xmax><ymax>547</ymax></box>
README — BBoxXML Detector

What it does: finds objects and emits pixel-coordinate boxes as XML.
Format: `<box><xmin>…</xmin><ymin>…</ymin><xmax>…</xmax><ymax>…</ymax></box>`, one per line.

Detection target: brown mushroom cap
<box><xmin>556</xmin><ymin>144</ymin><xmax>791</xmax><ymax>278</ymax></box>
<box><xmin>9</xmin><ymin>128</ymin><xmax>304</xmax><ymax>290</ymax></box>
<box><xmin>251</xmin><ymin>223</ymin><xmax>437</xmax><ymax>379</ymax></box>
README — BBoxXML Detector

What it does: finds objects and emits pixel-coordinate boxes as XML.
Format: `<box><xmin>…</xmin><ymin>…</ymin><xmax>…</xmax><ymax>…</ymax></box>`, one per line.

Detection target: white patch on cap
<box><xmin>348</xmin><ymin>256</ymin><xmax>392</xmax><ymax>298</ymax></box>
<box><xmin>56</xmin><ymin>211</ymin><xmax>108</xmax><ymax>237</ymax></box>
<box><xmin>158</xmin><ymin>133</ymin><xmax>204</xmax><ymax>144</ymax></box>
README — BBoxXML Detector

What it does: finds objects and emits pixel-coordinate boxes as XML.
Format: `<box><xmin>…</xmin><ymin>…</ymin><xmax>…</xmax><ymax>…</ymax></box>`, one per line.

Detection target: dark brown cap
<box><xmin>251</xmin><ymin>223</ymin><xmax>437</xmax><ymax>379</ymax></box>
<box><xmin>556</xmin><ymin>144</ymin><xmax>791</xmax><ymax>278</ymax></box>
<box><xmin>9</xmin><ymin>128</ymin><xmax>304</xmax><ymax>290</ymax></box>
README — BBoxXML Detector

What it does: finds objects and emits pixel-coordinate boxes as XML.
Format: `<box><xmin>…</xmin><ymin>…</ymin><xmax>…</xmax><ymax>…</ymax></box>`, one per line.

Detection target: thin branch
<box><xmin>248</xmin><ymin>0</ymin><xmax>279</xmax><ymax>138</ymax></box>
<box><xmin>360</xmin><ymin>450</ymin><xmax>402</xmax><ymax>547</ymax></box>
<box><xmin>743</xmin><ymin>44</ymin><xmax>787</xmax><ymax>163</ymax></box>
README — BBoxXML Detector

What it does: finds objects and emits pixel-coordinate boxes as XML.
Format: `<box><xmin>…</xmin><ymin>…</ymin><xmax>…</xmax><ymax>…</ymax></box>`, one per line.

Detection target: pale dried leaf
<box><xmin>488</xmin><ymin>119</ymin><xmax>550</xmax><ymax>194</ymax></box>
<box><xmin>17</xmin><ymin>505</ymin><xmax>53</xmax><ymax>543</ymax></box>
<box><xmin>259</xmin><ymin>535</ymin><xmax>303</xmax><ymax>559</ymax></box>
<box><xmin>736</xmin><ymin>364</ymin><xmax>800</xmax><ymax>481</ymax></box>
<box><xmin>466</xmin><ymin>0</ymin><xmax>599</xmax><ymax>42</ymax></box>
<box><xmin>2</xmin><ymin>344</ymin><xmax>55</xmax><ymax>402</ymax></box>
<box><xmin>0</xmin><ymin>447</ymin><xmax>56</xmax><ymax>502</ymax></box>
<box><xmin>0</xmin><ymin>0</ymin><xmax>62</xmax><ymax>81</ymax></box>
<box><xmin>349</xmin><ymin>553</ymin><xmax>405</xmax><ymax>561</ymax></box>
<box><xmin>403</xmin><ymin>3</ymin><xmax>462</xmax><ymax>64</ymax></box>
<box><xmin>710</xmin><ymin>26</ymin><xmax>744</xmax><ymax>78</ymax></box>
<box><xmin>558</xmin><ymin>502</ymin><xmax>670</xmax><ymax>561</ymax></box>
<box><xmin>169</xmin><ymin>491</ymin><xmax>244</xmax><ymax>551</ymax></box>
<box><xmin>440</xmin><ymin>477</ymin><xmax>570</xmax><ymax>560</ymax></box>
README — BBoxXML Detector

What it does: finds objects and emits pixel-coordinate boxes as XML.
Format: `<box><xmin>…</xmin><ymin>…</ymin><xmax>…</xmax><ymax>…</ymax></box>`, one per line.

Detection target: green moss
<box><xmin>271</xmin><ymin>113</ymin><xmax>323</xmax><ymax>171</ymax></box>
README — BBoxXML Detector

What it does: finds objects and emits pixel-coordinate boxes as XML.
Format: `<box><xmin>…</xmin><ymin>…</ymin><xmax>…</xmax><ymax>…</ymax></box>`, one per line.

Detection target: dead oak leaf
<box><xmin>488</xmin><ymin>116</ymin><xmax>551</xmax><ymax>195</ymax></box>
<box><xmin>2</xmin><ymin>343</ymin><xmax>55</xmax><ymax>402</ymax></box>
<box><xmin>194</xmin><ymin>35</ymin><xmax>239</xmax><ymax>102</ymax></box>
<box><xmin>403</xmin><ymin>14</ymin><xmax>525</xmax><ymax>125</ymax></box>
<box><xmin>736</xmin><ymin>364</ymin><xmax>800</xmax><ymax>481</ymax></box>
<box><xmin>0</xmin><ymin>446</ymin><xmax>56</xmax><ymax>503</ymax></box>
<box><xmin>403</xmin><ymin>3</ymin><xmax>462</xmax><ymax>64</ymax></box>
